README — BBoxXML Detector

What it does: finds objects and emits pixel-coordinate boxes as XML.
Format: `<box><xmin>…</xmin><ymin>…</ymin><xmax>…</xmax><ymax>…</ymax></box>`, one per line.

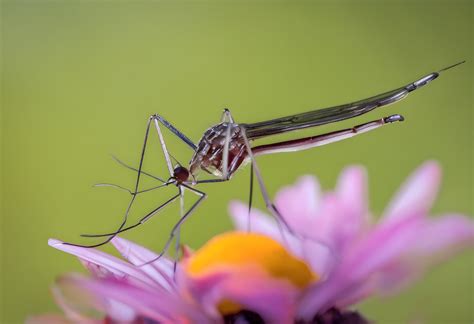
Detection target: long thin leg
<box><xmin>64</xmin><ymin>116</ymin><xmax>156</xmax><ymax>248</ymax></box>
<box><xmin>153</xmin><ymin>116</ymin><xmax>174</xmax><ymax>176</ymax></box>
<box><xmin>81</xmin><ymin>192</ymin><xmax>181</xmax><ymax>237</ymax></box>
<box><xmin>153</xmin><ymin>114</ymin><xmax>197</xmax><ymax>151</ymax></box>
<box><xmin>240</xmin><ymin>129</ymin><xmax>294</xmax><ymax>236</ymax></box>
<box><xmin>191</xmin><ymin>109</ymin><xmax>235</xmax><ymax>183</ymax></box>
<box><xmin>173</xmin><ymin>186</ymin><xmax>185</xmax><ymax>274</ymax></box>
<box><xmin>221</xmin><ymin>108</ymin><xmax>234</xmax><ymax>123</ymax></box>
<box><xmin>247</xmin><ymin>163</ymin><xmax>254</xmax><ymax>232</ymax></box>
<box><xmin>81</xmin><ymin>194</ymin><xmax>179</xmax><ymax>237</ymax></box>
<box><xmin>252</xmin><ymin>115</ymin><xmax>404</xmax><ymax>156</ymax></box>
<box><xmin>138</xmin><ymin>184</ymin><xmax>206</xmax><ymax>266</ymax></box>
<box><xmin>219</xmin><ymin>108</ymin><xmax>234</xmax><ymax>180</ymax></box>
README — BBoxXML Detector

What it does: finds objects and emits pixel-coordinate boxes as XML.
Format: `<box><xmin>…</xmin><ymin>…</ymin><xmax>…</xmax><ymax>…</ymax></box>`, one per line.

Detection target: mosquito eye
<box><xmin>174</xmin><ymin>166</ymin><xmax>190</xmax><ymax>182</ymax></box>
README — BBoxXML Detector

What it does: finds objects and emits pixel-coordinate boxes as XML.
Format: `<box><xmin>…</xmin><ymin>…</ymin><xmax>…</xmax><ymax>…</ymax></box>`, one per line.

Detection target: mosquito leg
<box><xmin>173</xmin><ymin>186</ymin><xmax>185</xmax><ymax>275</ymax></box>
<box><xmin>221</xmin><ymin>108</ymin><xmax>235</xmax><ymax>123</ymax></box>
<box><xmin>80</xmin><ymin>192</ymin><xmax>181</xmax><ymax>238</ymax></box>
<box><xmin>138</xmin><ymin>185</ymin><xmax>206</xmax><ymax>266</ymax></box>
<box><xmin>247</xmin><ymin>163</ymin><xmax>254</xmax><ymax>232</ymax></box>
<box><xmin>63</xmin><ymin>116</ymin><xmax>156</xmax><ymax>248</ymax></box>
<box><xmin>240</xmin><ymin>129</ymin><xmax>294</xmax><ymax>239</ymax></box>
<box><xmin>153</xmin><ymin>114</ymin><xmax>197</xmax><ymax>151</ymax></box>
<box><xmin>252</xmin><ymin>115</ymin><xmax>405</xmax><ymax>156</ymax></box>
<box><xmin>221</xmin><ymin>121</ymin><xmax>233</xmax><ymax>180</ymax></box>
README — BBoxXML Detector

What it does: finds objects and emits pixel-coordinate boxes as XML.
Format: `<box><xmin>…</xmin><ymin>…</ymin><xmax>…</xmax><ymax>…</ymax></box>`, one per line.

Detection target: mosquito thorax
<box><xmin>173</xmin><ymin>166</ymin><xmax>190</xmax><ymax>183</ymax></box>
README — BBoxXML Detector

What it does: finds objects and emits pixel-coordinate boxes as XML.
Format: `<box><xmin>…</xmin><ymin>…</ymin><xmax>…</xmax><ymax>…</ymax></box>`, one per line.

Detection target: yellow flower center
<box><xmin>185</xmin><ymin>232</ymin><xmax>318</xmax><ymax>314</ymax></box>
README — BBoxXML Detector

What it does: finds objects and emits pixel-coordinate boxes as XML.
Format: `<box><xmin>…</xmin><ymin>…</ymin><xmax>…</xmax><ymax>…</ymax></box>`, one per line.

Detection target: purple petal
<box><xmin>186</xmin><ymin>268</ymin><xmax>298</xmax><ymax>324</ymax></box>
<box><xmin>301</xmin><ymin>238</ymin><xmax>336</xmax><ymax>280</ymax></box>
<box><xmin>298</xmin><ymin>216</ymin><xmax>422</xmax><ymax>318</ymax></box>
<box><xmin>111</xmin><ymin>237</ymin><xmax>176</xmax><ymax>292</ymax></box>
<box><xmin>336</xmin><ymin>166</ymin><xmax>368</xmax><ymax>219</ymax></box>
<box><xmin>229</xmin><ymin>201</ymin><xmax>308</xmax><ymax>259</ymax></box>
<box><xmin>300</xmin><ymin>213</ymin><xmax>474</xmax><ymax>317</ymax></box>
<box><xmin>383</xmin><ymin>161</ymin><xmax>441</xmax><ymax>223</ymax></box>
<box><xmin>59</xmin><ymin>274</ymin><xmax>210</xmax><ymax>323</ymax></box>
<box><xmin>275</xmin><ymin>176</ymin><xmax>321</xmax><ymax>233</ymax></box>
<box><xmin>50</xmin><ymin>285</ymin><xmax>99</xmax><ymax>322</ymax></box>
<box><xmin>338</xmin><ymin>214</ymin><xmax>474</xmax><ymax>307</ymax></box>
<box><xmin>26</xmin><ymin>314</ymin><xmax>92</xmax><ymax>324</ymax></box>
<box><xmin>410</xmin><ymin>214</ymin><xmax>474</xmax><ymax>256</ymax></box>
<box><xmin>347</xmin><ymin>216</ymin><xmax>423</xmax><ymax>280</ymax></box>
<box><xmin>48</xmin><ymin>239</ymin><xmax>157</xmax><ymax>288</ymax></box>
<box><xmin>229</xmin><ymin>201</ymin><xmax>280</xmax><ymax>237</ymax></box>
<box><xmin>230</xmin><ymin>201</ymin><xmax>336</xmax><ymax>278</ymax></box>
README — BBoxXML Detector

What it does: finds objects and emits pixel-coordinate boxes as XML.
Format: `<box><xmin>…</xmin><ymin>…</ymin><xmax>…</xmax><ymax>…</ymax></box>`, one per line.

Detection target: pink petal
<box><xmin>297</xmin><ymin>216</ymin><xmax>422</xmax><ymax>318</ymax></box>
<box><xmin>52</xmin><ymin>270</ymin><xmax>137</xmax><ymax>322</ymax></box>
<box><xmin>383</xmin><ymin>161</ymin><xmax>441</xmax><ymax>223</ymax></box>
<box><xmin>336</xmin><ymin>166</ymin><xmax>368</xmax><ymax>219</ymax></box>
<box><xmin>185</xmin><ymin>267</ymin><xmax>298</xmax><ymax>324</ymax></box>
<box><xmin>229</xmin><ymin>201</ymin><xmax>279</xmax><ymax>237</ymax></box>
<box><xmin>347</xmin><ymin>216</ymin><xmax>422</xmax><ymax>280</ymax></box>
<box><xmin>301</xmin><ymin>213</ymin><xmax>474</xmax><ymax>316</ymax></box>
<box><xmin>26</xmin><ymin>314</ymin><xmax>91</xmax><ymax>324</ymax></box>
<box><xmin>59</xmin><ymin>274</ymin><xmax>209</xmax><ymax>323</ymax></box>
<box><xmin>230</xmin><ymin>201</ymin><xmax>336</xmax><ymax>278</ymax></box>
<box><xmin>48</xmin><ymin>239</ymin><xmax>157</xmax><ymax>288</ymax></box>
<box><xmin>50</xmin><ymin>285</ymin><xmax>98</xmax><ymax>322</ymax></box>
<box><xmin>229</xmin><ymin>201</ymin><xmax>307</xmax><ymax>259</ymax></box>
<box><xmin>410</xmin><ymin>214</ymin><xmax>474</xmax><ymax>256</ymax></box>
<box><xmin>275</xmin><ymin>176</ymin><xmax>321</xmax><ymax>234</ymax></box>
<box><xmin>301</xmin><ymin>238</ymin><xmax>336</xmax><ymax>280</ymax></box>
<box><xmin>111</xmin><ymin>236</ymin><xmax>176</xmax><ymax>292</ymax></box>
<box><xmin>339</xmin><ymin>214</ymin><xmax>474</xmax><ymax>307</ymax></box>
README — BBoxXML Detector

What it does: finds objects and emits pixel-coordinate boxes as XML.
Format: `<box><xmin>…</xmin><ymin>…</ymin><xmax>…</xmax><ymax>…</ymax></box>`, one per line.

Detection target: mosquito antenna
<box><xmin>93</xmin><ymin>182</ymin><xmax>171</xmax><ymax>195</ymax></box>
<box><xmin>438</xmin><ymin>60</ymin><xmax>466</xmax><ymax>73</ymax></box>
<box><xmin>93</xmin><ymin>183</ymin><xmax>133</xmax><ymax>194</ymax></box>
<box><xmin>169</xmin><ymin>153</ymin><xmax>183</xmax><ymax>168</ymax></box>
<box><xmin>111</xmin><ymin>154</ymin><xmax>166</xmax><ymax>183</ymax></box>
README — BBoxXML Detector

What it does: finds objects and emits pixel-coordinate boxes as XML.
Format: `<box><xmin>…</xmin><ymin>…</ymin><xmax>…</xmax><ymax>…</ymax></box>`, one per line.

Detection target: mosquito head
<box><xmin>173</xmin><ymin>166</ymin><xmax>190</xmax><ymax>184</ymax></box>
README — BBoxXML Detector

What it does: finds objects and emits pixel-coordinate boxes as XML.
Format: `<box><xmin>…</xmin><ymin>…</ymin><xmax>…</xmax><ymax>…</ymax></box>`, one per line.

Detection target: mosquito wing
<box><xmin>242</xmin><ymin>63</ymin><xmax>463</xmax><ymax>139</ymax></box>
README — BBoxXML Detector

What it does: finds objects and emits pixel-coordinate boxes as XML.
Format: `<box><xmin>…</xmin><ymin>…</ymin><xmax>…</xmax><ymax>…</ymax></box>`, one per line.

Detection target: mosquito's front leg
<box><xmin>64</xmin><ymin>116</ymin><xmax>157</xmax><ymax>248</ymax></box>
<box><xmin>80</xmin><ymin>192</ymin><xmax>181</xmax><ymax>238</ymax></box>
<box><xmin>152</xmin><ymin>114</ymin><xmax>197</xmax><ymax>151</ymax></box>
<box><xmin>138</xmin><ymin>184</ymin><xmax>207</xmax><ymax>266</ymax></box>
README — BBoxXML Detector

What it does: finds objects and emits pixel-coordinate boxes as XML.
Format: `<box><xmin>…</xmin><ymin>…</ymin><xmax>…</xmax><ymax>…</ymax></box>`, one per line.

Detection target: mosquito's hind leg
<box><xmin>240</xmin><ymin>129</ymin><xmax>294</xmax><ymax>239</ymax></box>
<box><xmin>247</xmin><ymin>163</ymin><xmax>254</xmax><ymax>232</ymax></box>
<box><xmin>252</xmin><ymin>115</ymin><xmax>405</xmax><ymax>156</ymax></box>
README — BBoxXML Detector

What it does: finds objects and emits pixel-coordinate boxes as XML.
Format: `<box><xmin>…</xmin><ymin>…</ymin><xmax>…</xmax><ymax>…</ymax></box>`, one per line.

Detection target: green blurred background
<box><xmin>1</xmin><ymin>1</ymin><xmax>472</xmax><ymax>323</ymax></box>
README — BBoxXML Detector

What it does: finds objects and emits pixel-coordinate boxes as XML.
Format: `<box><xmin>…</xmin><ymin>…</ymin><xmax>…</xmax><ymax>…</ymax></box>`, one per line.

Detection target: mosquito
<box><xmin>64</xmin><ymin>61</ymin><xmax>465</xmax><ymax>266</ymax></box>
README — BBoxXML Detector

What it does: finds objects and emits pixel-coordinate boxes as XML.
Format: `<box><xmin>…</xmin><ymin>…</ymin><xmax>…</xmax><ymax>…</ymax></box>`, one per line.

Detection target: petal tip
<box><xmin>48</xmin><ymin>238</ymin><xmax>64</xmax><ymax>247</ymax></box>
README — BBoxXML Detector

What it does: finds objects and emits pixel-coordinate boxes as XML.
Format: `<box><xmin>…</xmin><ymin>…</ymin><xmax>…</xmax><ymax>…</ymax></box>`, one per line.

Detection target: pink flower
<box><xmin>230</xmin><ymin>161</ymin><xmax>474</xmax><ymax>320</ymax></box>
<box><xmin>30</xmin><ymin>161</ymin><xmax>473</xmax><ymax>324</ymax></box>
